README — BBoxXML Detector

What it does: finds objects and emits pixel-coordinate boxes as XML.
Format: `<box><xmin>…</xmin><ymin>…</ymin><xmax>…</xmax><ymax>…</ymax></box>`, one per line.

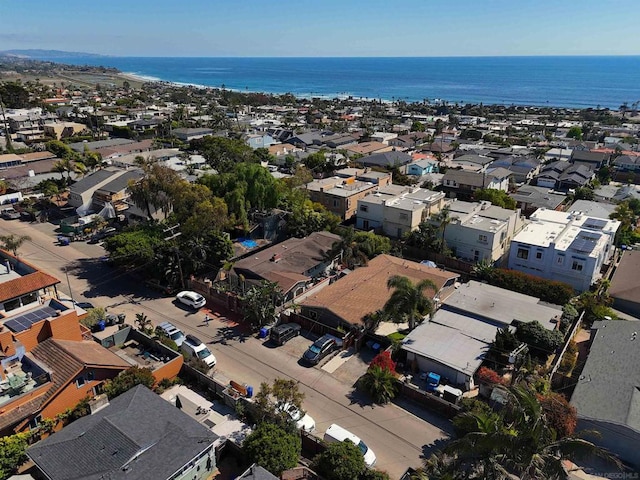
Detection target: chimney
<box><xmin>270</xmin><ymin>254</ymin><xmax>282</xmax><ymax>263</ymax></box>
<box><xmin>89</xmin><ymin>394</ymin><xmax>110</xmax><ymax>414</ymax></box>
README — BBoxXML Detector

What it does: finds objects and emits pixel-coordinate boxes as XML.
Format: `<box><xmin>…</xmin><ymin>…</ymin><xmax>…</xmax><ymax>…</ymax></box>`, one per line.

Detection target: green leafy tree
<box><xmin>328</xmin><ymin>228</ymin><xmax>391</xmax><ymax>269</ymax></box>
<box><xmin>128</xmin><ymin>161</ymin><xmax>181</xmax><ymax>221</ymax></box>
<box><xmin>0</xmin><ymin>82</ymin><xmax>30</xmax><ymax>108</ymax></box>
<box><xmin>312</xmin><ymin>440</ymin><xmax>366</xmax><ymax>480</ymax></box>
<box><xmin>0</xmin><ymin>234</ymin><xmax>31</xmax><ymax>256</ymax></box>
<box><xmin>102</xmin><ymin>366</ymin><xmax>155</xmax><ymax>399</ymax></box>
<box><xmin>241</xmin><ymin>280</ymin><xmax>284</xmax><ymax>329</ymax></box>
<box><xmin>253</xmin><ymin>378</ymin><xmax>306</xmax><ymax>428</ymax></box>
<box><xmin>515</xmin><ymin>321</ymin><xmax>564</xmax><ymax>357</ymax></box>
<box><xmin>411</xmin><ymin>121</ymin><xmax>426</xmax><ymax>132</ymax></box>
<box><xmin>472</xmin><ymin>189</ymin><xmax>517</xmax><ymax>210</ymax></box>
<box><xmin>191</xmin><ymin>136</ymin><xmax>258</xmax><ymax>173</ymax></box>
<box><xmin>243</xmin><ymin>423</ymin><xmax>301</xmax><ymax>476</ymax></box>
<box><xmin>383</xmin><ymin>275</ymin><xmax>437</xmax><ymax>330</ymax></box>
<box><xmin>566</xmin><ymin>126</ymin><xmax>583</xmax><ymax>140</ymax></box>
<box><xmin>0</xmin><ymin>432</ymin><xmax>31</xmax><ymax>479</ymax></box>
<box><xmin>80</xmin><ymin>307</ymin><xmax>106</xmax><ymax>330</ymax></box>
<box><xmin>103</xmin><ymin>224</ymin><xmax>165</xmax><ymax>269</ymax></box>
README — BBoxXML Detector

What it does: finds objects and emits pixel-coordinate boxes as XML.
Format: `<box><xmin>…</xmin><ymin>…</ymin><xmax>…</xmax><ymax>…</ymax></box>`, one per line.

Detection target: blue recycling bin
<box><xmin>246</xmin><ymin>386</ymin><xmax>253</xmax><ymax>398</ymax></box>
<box><xmin>259</xmin><ymin>327</ymin><xmax>269</xmax><ymax>339</ymax></box>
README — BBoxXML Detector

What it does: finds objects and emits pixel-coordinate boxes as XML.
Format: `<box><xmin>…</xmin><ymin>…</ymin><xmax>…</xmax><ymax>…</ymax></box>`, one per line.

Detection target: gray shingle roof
<box><xmin>98</xmin><ymin>170</ymin><xmax>143</xmax><ymax>194</ymax></box>
<box><xmin>69</xmin><ymin>138</ymin><xmax>135</xmax><ymax>153</ymax></box>
<box><xmin>28</xmin><ymin>385</ymin><xmax>218</xmax><ymax>480</ymax></box>
<box><xmin>69</xmin><ymin>169</ymin><xmax>120</xmax><ymax>195</ymax></box>
<box><xmin>571</xmin><ymin>321</ymin><xmax>640</xmax><ymax>431</ymax></box>
<box><xmin>359</xmin><ymin>151</ymin><xmax>413</xmax><ymax>167</ymax></box>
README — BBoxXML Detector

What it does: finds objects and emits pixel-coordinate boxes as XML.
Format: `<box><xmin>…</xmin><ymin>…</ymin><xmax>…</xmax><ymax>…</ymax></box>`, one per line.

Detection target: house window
<box><xmin>557</xmin><ymin>254</ymin><xmax>564</xmax><ymax>265</ymax></box>
<box><xmin>478</xmin><ymin>234</ymin><xmax>488</xmax><ymax>243</ymax></box>
<box><xmin>571</xmin><ymin>260</ymin><xmax>584</xmax><ymax>272</ymax></box>
<box><xmin>29</xmin><ymin>415</ymin><xmax>42</xmax><ymax>430</ymax></box>
<box><xmin>399</xmin><ymin>213</ymin><xmax>409</xmax><ymax>221</ymax></box>
<box><xmin>333</xmin><ymin>199</ymin><xmax>338</xmax><ymax>208</ymax></box>
<box><xmin>308</xmin><ymin>311</ymin><xmax>318</xmax><ymax>320</ymax></box>
<box><xmin>360</xmin><ymin>205</ymin><xmax>368</xmax><ymax>213</ymax></box>
<box><xmin>76</xmin><ymin>376</ymin><xmax>86</xmax><ymax>388</ymax></box>
<box><xmin>87</xmin><ymin>370</ymin><xmax>95</xmax><ymax>381</ymax></box>
<box><xmin>3</xmin><ymin>298</ymin><xmax>21</xmax><ymax>312</ymax></box>
<box><xmin>535</xmin><ymin>251</ymin><xmax>543</xmax><ymax>260</ymax></box>
<box><xmin>517</xmin><ymin>248</ymin><xmax>529</xmax><ymax>260</ymax></box>
<box><xmin>21</xmin><ymin>292</ymin><xmax>38</xmax><ymax>306</ymax></box>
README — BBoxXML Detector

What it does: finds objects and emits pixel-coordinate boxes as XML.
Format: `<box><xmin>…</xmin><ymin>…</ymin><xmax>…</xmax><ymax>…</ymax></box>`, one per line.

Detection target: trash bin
<box><xmin>95</xmin><ymin>320</ymin><xmax>106</xmax><ymax>332</ymax></box>
<box><xmin>259</xmin><ymin>327</ymin><xmax>269</xmax><ymax>339</ymax></box>
<box><xmin>246</xmin><ymin>386</ymin><xmax>253</xmax><ymax>398</ymax></box>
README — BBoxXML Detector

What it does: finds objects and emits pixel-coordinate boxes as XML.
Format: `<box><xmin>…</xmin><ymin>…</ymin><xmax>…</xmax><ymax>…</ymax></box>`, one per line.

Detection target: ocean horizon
<box><xmin>33</xmin><ymin>55</ymin><xmax>640</xmax><ymax>109</ymax></box>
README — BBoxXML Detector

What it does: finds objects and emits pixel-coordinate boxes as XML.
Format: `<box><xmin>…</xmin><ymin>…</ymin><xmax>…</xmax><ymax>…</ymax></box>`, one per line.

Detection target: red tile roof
<box><xmin>0</xmin><ymin>271</ymin><xmax>60</xmax><ymax>303</ymax></box>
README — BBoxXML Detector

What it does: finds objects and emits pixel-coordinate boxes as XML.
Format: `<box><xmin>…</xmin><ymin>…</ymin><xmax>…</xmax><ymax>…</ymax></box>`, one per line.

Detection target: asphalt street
<box><xmin>0</xmin><ymin>218</ymin><xmax>453</xmax><ymax>478</ymax></box>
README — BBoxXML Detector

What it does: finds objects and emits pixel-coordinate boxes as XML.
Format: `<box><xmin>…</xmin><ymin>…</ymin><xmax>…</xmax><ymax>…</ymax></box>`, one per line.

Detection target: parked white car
<box><xmin>181</xmin><ymin>334</ymin><xmax>216</xmax><ymax>368</ymax></box>
<box><xmin>324</xmin><ymin>424</ymin><xmax>376</xmax><ymax>467</ymax></box>
<box><xmin>278</xmin><ymin>402</ymin><xmax>315</xmax><ymax>432</ymax></box>
<box><xmin>175</xmin><ymin>291</ymin><xmax>206</xmax><ymax>310</ymax></box>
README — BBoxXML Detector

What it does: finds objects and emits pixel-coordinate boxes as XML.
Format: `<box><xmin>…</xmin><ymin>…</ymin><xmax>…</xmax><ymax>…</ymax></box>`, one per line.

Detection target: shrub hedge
<box><xmin>486</xmin><ymin>268</ymin><xmax>575</xmax><ymax>305</ymax></box>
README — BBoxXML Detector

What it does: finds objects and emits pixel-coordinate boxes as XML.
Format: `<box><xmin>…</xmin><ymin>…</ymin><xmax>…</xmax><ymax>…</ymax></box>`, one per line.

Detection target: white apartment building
<box><xmin>442</xmin><ymin>200</ymin><xmax>524</xmax><ymax>263</ymax></box>
<box><xmin>356</xmin><ymin>185</ymin><xmax>445</xmax><ymax>237</ymax></box>
<box><xmin>508</xmin><ymin>209</ymin><xmax>620</xmax><ymax>292</ymax></box>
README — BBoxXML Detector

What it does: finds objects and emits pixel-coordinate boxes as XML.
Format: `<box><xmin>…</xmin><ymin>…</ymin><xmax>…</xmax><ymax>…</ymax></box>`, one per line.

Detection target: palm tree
<box><xmin>383</xmin><ymin>275</ymin><xmax>438</xmax><ymax>330</ymax></box>
<box><xmin>327</xmin><ymin>227</ymin><xmax>370</xmax><ymax>269</ymax></box>
<box><xmin>0</xmin><ymin>234</ymin><xmax>31</xmax><ymax>256</ymax></box>
<box><xmin>358</xmin><ymin>366</ymin><xmax>398</xmax><ymax>404</ymax></box>
<box><xmin>134</xmin><ymin>313</ymin><xmax>153</xmax><ymax>333</ymax></box>
<box><xmin>424</xmin><ymin>386</ymin><xmax>623</xmax><ymax>480</ymax></box>
<box><xmin>432</xmin><ymin>206</ymin><xmax>453</xmax><ymax>254</ymax></box>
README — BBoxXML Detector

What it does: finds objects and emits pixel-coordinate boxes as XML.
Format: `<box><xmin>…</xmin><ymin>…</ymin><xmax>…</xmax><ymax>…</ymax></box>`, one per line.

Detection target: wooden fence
<box><xmin>396</xmin><ymin>380</ymin><xmax>462</xmax><ymax>418</ymax></box>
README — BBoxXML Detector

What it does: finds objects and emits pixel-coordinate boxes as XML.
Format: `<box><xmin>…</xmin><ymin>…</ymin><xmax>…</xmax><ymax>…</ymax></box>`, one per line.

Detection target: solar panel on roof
<box><xmin>569</xmin><ymin>237</ymin><xmax>598</xmax><ymax>254</ymax></box>
<box><xmin>584</xmin><ymin>218</ymin><xmax>607</xmax><ymax>229</ymax></box>
<box><xmin>3</xmin><ymin>306</ymin><xmax>59</xmax><ymax>332</ymax></box>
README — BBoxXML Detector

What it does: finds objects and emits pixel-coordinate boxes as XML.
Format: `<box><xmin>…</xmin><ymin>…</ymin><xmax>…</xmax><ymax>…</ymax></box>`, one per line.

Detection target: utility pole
<box><xmin>164</xmin><ymin>224</ymin><xmax>184</xmax><ymax>289</ymax></box>
<box><xmin>64</xmin><ymin>266</ymin><xmax>76</xmax><ymax>305</ymax></box>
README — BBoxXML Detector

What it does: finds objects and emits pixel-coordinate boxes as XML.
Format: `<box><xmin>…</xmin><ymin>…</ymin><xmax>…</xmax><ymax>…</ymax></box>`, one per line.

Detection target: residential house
<box><xmin>0</xmin><ymin>250</ymin><xmax>82</xmax><ymax>355</ymax></box>
<box><xmin>230</xmin><ymin>231</ymin><xmax>341</xmax><ymax>302</ymax></box>
<box><xmin>173</xmin><ymin>127</ymin><xmax>214</xmax><ymax>142</ymax></box>
<box><xmin>509</xmin><ymin>185</ymin><xmax>567</xmax><ymax>217</ymax></box>
<box><xmin>356</xmin><ymin>151</ymin><xmax>413</xmax><ymax>171</ymax></box>
<box><xmin>535</xmin><ymin>161</ymin><xmax>594</xmax><ymax>191</ymax></box>
<box><xmin>449</xmin><ymin>154</ymin><xmax>494</xmax><ymax>172</ymax></box>
<box><xmin>570</xmin><ymin>320</ymin><xmax>640</xmax><ymax>470</ymax></box>
<box><xmin>299</xmin><ymin>254</ymin><xmax>459</xmax><ymax>331</ymax></box>
<box><xmin>441</xmin><ymin>168</ymin><xmax>511</xmax><ymax>199</ymax></box>
<box><xmin>611</xmin><ymin>154</ymin><xmax>640</xmax><ymax>172</ymax></box>
<box><xmin>370</xmin><ymin>132</ymin><xmax>398</xmax><ymax>144</ymax></box>
<box><xmin>344</xmin><ymin>141</ymin><xmax>392</xmax><ymax>156</ymax></box>
<box><xmin>388</xmin><ymin>132</ymin><xmax>429</xmax><ymax>149</ymax></box>
<box><xmin>93</xmin><ymin>170</ymin><xmax>144</xmax><ymax>216</ymax></box>
<box><xmin>407</xmin><ymin>159</ymin><xmax>437</xmax><ymax>177</ymax></box>
<box><xmin>488</xmin><ymin>155</ymin><xmax>541</xmax><ymax>183</ymax></box>
<box><xmin>421</xmin><ymin>142</ymin><xmax>456</xmax><ymax>158</ymax></box>
<box><xmin>28</xmin><ymin>385</ymin><xmax>218</xmax><ymax>480</ymax></box>
<box><xmin>94</xmin><ymin>139</ymin><xmax>154</xmax><ymax>161</ymax></box>
<box><xmin>42</xmin><ymin>122</ymin><xmax>86</xmax><ymax>140</ymax></box>
<box><xmin>356</xmin><ymin>185</ymin><xmax>446</xmax><ymax>237</ymax></box>
<box><xmin>570</xmin><ymin>150</ymin><xmax>610</xmax><ymax>169</ymax></box>
<box><xmin>402</xmin><ymin>281</ymin><xmax>561</xmax><ymax>390</ymax></box>
<box><xmin>544</xmin><ymin>147</ymin><xmax>573</xmax><ymax>163</ymax></box>
<box><xmin>608</xmin><ymin>250</ymin><xmax>640</xmax><ymax>318</ymax></box>
<box><xmin>508</xmin><ymin>209</ymin><xmax>620</xmax><ymax>292</ymax></box>
<box><xmin>567</xmin><ymin>200</ymin><xmax>616</xmax><ymax>221</ymax></box>
<box><xmin>67</xmin><ymin>169</ymin><xmax>125</xmax><ymax>213</ymax></box>
<box><xmin>440</xmin><ymin>200</ymin><xmax>524</xmax><ymax>263</ymax></box>
<box><xmin>487</xmin><ymin>146</ymin><xmax>533</xmax><ymax>159</ymax></box>
<box><xmin>305</xmin><ymin>170</ymin><xmax>391</xmax><ymax>221</ymax></box>
<box><xmin>285</xmin><ymin>131</ymin><xmax>328</xmax><ymax>149</ymax></box>
<box><xmin>245</xmin><ymin>133</ymin><xmax>275</xmax><ymax>150</ymax></box>
<box><xmin>0</xmin><ymin>338</ymin><xmax>130</xmax><ymax>436</ymax></box>
<box><xmin>69</xmin><ymin>138</ymin><xmax>135</xmax><ymax>154</ymax></box>
<box><xmin>321</xmin><ymin>133</ymin><xmax>358</xmax><ymax>149</ymax></box>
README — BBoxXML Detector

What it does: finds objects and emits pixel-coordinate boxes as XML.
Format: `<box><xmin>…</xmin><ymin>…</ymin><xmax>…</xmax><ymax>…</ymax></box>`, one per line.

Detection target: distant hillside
<box><xmin>1</xmin><ymin>49</ymin><xmax>107</xmax><ymax>59</ymax></box>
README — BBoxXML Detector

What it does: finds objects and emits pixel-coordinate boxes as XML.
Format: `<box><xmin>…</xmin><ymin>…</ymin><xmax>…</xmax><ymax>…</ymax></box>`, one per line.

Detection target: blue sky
<box><xmin>1</xmin><ymin>0</ymin><xmax>639</xmax><ymax>57</ymax></box>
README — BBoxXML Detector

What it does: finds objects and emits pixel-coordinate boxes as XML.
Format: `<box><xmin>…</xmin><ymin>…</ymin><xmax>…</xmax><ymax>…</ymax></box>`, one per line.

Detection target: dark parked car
<box><xmin>270</xmin><ymin>323</ymin><xmax>301</xmax><ymax>346</ymax></box>
<box><xmin>1</xmin><ymin>208</ymin><xmax>20</xmax><ymax>220</ymax></box>
<box><xmin>302</xmin><ymin>334</ymin><xmax>337</xmax><ymax>366</ymax></box>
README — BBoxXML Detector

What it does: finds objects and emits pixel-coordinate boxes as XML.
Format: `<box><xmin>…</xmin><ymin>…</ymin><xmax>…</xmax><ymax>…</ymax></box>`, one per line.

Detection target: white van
<box><xmin>181</xmin><ymin>335</ymin><xmax>216</xmax><ymax>368</ymax></box>
<box><xmin>324</xmin><ymin>424</ymin><xmax>376</xmax><ymax>467</ymax></box>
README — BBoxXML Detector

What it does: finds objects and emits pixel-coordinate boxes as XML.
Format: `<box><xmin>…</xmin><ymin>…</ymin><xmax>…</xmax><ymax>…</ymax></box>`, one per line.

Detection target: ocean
<box><xmin>37</xmin><ymin>55</ymin><xmax>640</xmax><ymax>109</ymax></box>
